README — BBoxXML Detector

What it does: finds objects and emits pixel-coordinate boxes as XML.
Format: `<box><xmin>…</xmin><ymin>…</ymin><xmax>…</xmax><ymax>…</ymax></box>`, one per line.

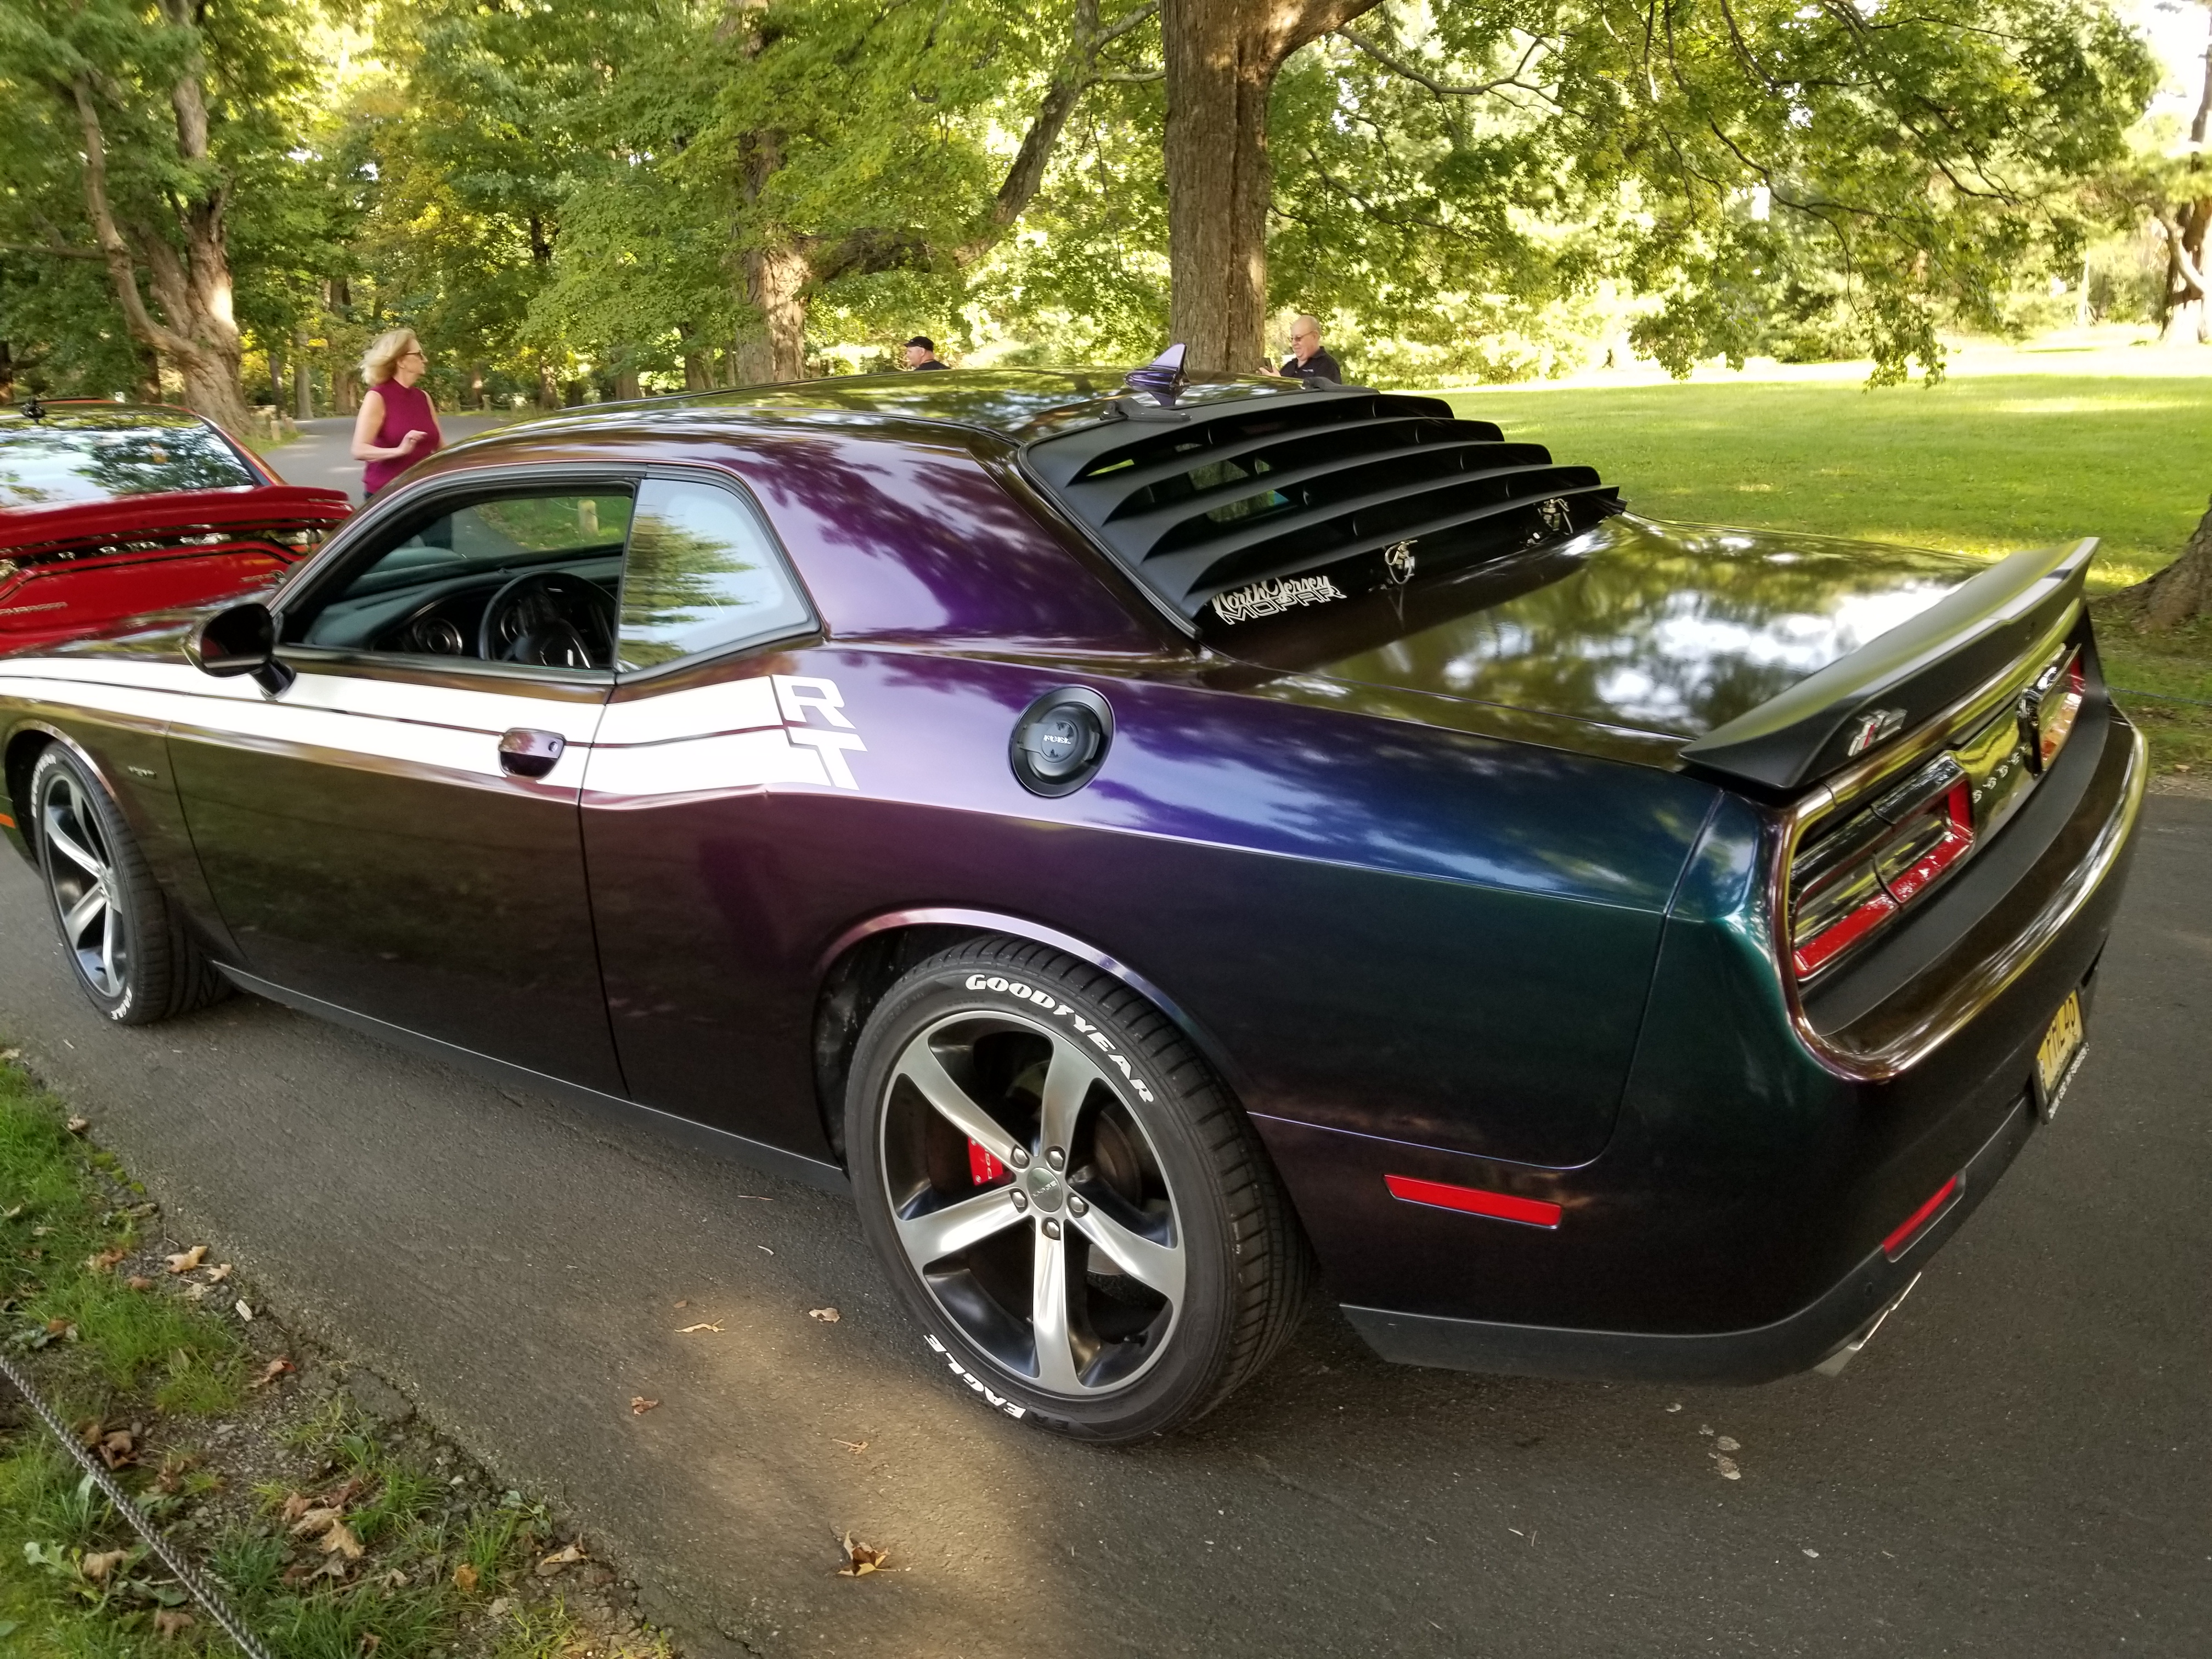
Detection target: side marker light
<box><xmin>1881</xmin><ymin>1175</ymin><xmax>1961</xmax><ymax>1261</ymax></box>
<box><xmin>1385</xmin><ymin>1173</ymin><xmax>1561</xmax><ymax>1229</ymax></box>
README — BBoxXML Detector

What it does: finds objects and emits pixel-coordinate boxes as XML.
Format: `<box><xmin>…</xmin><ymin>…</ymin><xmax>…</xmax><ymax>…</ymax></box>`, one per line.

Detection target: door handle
<box><xmin>498</xmin><ymin>728</ymin><xmax>566</xmax><ymax>779</ymax></box>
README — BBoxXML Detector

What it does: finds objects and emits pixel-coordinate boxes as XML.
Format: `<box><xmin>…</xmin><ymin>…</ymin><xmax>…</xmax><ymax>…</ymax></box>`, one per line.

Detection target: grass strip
<box><xmin>0</xmin><ymin>1048</ymin><xmax>672</xmax><ymax>1659</ymax></box>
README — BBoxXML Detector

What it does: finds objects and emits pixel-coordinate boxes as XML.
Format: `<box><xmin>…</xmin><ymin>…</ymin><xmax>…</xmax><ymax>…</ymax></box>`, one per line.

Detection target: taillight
<box><xmin>1790</xmin><ymin>754</ymin><xmax>1973</xmax><ymax>980</ymax></box>
<box><xmin>2026</xmin><ymin>651</ymin><xmax>2085</xmax><ymax>771</ymax></box>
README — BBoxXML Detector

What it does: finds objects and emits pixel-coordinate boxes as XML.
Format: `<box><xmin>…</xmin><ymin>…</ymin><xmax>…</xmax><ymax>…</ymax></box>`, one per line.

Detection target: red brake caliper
<box><xmin>967</xmin><ymin>1140</ymin><xmax>1006</xmax><ymax>1185</ymax></box>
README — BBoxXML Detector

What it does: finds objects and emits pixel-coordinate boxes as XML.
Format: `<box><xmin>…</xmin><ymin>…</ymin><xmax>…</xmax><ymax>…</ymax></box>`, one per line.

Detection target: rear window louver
<box><xmin>1020</xmin><ymin>390</ymin><xmax>1623</xmax><ymax>628</ymax></box>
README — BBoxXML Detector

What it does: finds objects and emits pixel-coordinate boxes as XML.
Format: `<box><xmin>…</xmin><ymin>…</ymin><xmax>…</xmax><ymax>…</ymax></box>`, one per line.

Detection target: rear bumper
<box><xmin>1342</xmin><ymin>1094</ymin><xmax>2034</xmax><ymax>1384</ymax></box>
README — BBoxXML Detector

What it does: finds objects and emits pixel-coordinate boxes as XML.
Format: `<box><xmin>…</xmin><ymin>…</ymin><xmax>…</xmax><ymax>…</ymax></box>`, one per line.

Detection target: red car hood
<box><xmin>1</xmin><ymin>485</ymin><xmax>350</xmax><ymax>556</ymax></box>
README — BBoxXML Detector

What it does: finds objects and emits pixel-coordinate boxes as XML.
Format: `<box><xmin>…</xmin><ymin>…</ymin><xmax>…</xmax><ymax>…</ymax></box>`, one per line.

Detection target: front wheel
<box><xmin>847</xmin><ymin>937</ymin><xmax>1312</xmax><ymax>1442</ymax></box>
<box><xmin>30</xmin><ymin>744</ymin><xmax>227</xmax><ymax>1025</ymax></box>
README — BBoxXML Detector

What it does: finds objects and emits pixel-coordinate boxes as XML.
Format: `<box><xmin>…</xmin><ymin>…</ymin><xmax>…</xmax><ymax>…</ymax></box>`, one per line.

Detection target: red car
<box><xmin>1</xmin><ymin>400</ymin><xmax>348</xmax><ymax>651</ymax></box>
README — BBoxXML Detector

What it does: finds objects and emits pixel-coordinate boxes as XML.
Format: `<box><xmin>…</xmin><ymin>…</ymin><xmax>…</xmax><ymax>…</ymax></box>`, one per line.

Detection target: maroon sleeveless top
<box><xmin>363</xmin><ymin>380</ymin><xmax>441</xmax><ymax>495</ymax></box>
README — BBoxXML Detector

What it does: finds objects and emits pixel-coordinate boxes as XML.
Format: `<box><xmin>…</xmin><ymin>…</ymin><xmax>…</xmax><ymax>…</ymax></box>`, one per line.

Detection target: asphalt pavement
<box><xmin>262</xmin><ymin>414</ymin><xmax>521</xmax><ymax>503</ymax></box>
<box><xmin>1</xmin><ymin>799</ymin><xmax>2206</xmax><ymax>1658</ymax></box>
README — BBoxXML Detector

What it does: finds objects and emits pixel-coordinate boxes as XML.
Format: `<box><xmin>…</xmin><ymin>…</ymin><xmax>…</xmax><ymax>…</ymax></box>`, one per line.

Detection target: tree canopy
<box><xmin>0</xmin><ymin>0</ymin><xmax>2165</xmax><ymax>417</ymax></box>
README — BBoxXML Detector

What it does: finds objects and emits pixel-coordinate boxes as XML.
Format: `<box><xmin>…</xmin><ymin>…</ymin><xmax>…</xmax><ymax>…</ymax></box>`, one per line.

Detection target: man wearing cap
<box><xmin>904</xmin><ymin>337</ymin><xmax>947</xmax><ymax>370</ymax></box>
<box><xmin>1276</xmin><ymin>315</ymin><xmax>1342</xmax><ymax>383</ymax></box>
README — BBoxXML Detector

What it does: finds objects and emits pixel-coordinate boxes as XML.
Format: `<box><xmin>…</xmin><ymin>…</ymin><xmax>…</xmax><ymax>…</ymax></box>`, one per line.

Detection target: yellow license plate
<box><xmin>2033</xmin><ymin>990</ymin><xmax>2086</xmax><ymax>1118</ymax></box>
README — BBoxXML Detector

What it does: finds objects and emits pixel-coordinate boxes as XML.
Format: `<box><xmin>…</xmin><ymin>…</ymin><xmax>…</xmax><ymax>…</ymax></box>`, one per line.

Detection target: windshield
<box><xmin>0</xmin><ymin>414</ymin><xmax>258</xmax><ymax>510</ymax></box>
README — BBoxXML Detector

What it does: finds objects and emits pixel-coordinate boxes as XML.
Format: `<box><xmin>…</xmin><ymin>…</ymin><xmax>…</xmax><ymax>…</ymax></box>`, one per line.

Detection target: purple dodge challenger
<box><xmin>0</xmin><ymin>365</ymin><xmax>2143</xmax><ymax>1440</ymax></box>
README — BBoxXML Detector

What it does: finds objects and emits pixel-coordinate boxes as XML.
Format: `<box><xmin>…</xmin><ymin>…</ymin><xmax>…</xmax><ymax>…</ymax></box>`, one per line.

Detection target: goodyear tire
<box><xmin>29</xmin><ymin>744</ymin><xmax>227</xmax><ymax>1026</ymax></box>
<box><xmin>847</xmin><ymin>935</ymin><xmax>1312</xmax><ymax>1442</ymax></box>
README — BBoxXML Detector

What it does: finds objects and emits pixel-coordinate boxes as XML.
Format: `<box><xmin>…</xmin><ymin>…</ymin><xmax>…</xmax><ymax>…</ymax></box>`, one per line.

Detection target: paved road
<box><xmin>260</xmin><ymin>415</ymin><xmax>522</xmax><ymax>503</ymax></box>
<box><xmin>2</xmin><ymin>802</ymin><xmax>2206</xmax><ymax>1658</ymax></box>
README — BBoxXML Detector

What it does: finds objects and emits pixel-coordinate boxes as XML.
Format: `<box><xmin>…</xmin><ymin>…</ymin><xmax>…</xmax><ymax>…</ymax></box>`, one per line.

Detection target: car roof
<box><xmin>469</xmin><ymin>368</ymin><xmax>1333</xmax><ymax>449</ymax></box>
<box><xmin>0</xmin><ymin>402</ymin><xmax>216</xmax><ymax>433</ymax></box>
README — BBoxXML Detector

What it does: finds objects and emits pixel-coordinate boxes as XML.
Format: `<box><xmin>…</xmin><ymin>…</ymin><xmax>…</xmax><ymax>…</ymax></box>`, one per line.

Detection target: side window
<box><xmin>295</xmin><ymin>490</ymin><xmax>633</xmax><ymax>661</ymax></box>
<box><xmin>615</xmin><ymin>478</ymin><xmax>814</xmax><ymax>672</ymax></box>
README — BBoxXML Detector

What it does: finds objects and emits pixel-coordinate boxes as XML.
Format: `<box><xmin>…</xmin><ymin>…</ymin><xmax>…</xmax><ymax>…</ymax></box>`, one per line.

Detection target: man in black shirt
<box><xmin>1277</xmin><ymin>315</ymin><xmax>1342</xmax><ymax>383</ymax></box>
<box><xmin>904</xmin><ymin>336</ymin><xmax>947</xmax><ymax>370</ymax></box>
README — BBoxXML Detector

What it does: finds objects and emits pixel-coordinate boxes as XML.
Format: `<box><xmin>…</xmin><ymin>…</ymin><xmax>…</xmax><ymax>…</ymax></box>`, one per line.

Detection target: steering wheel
<box><xmin>476</xmin><ymin>571</ymin><xmax>614</xmax><ymax>669</ymax></box>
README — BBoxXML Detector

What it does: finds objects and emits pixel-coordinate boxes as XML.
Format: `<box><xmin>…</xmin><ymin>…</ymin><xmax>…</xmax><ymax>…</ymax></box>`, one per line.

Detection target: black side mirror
<box><xmin>187</xmin><ymin>602</ymin><xmax>295</xmax><ymax>696</ymax></box>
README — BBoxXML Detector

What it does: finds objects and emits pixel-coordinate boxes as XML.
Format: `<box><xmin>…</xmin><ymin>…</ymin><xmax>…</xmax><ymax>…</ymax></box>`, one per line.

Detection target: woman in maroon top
<box><xmin>350</xmin><ymin>329</ymin><xmax>443</xmax><ymax>498</ymax></box>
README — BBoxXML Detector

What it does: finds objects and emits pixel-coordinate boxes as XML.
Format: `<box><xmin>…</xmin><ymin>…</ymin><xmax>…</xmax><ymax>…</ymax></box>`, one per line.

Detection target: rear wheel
<box><xmin>847</xmin><ymin>936</ymin><xmax>1311</xmax><ymax>1441</ymax></box>
<box><xmin>30</xmin><ymin>745</ymin><xmax>227</xmax><ymax>1025</ymax></box>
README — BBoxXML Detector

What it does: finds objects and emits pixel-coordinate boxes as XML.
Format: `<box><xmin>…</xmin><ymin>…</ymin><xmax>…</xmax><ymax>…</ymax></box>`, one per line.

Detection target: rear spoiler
<box><xmin>1679</xmin><ymin>538</ymin><xmax>2097</xmax><ymax>793</ymax></box>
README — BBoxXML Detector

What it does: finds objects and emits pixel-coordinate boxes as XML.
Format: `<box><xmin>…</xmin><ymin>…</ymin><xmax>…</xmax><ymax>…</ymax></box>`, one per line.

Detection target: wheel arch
<box><xmin>810</xmin><ymin>907</ymin><xmax>1252</xmax><ymax>1165</ymax></box>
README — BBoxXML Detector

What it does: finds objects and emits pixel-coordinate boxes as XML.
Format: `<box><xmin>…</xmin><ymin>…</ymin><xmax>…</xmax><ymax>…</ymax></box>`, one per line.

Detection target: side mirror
<box><xmin>187</xmin><ymin>602</ymin><xmax>295</xmax><ymax>696</ymax></box>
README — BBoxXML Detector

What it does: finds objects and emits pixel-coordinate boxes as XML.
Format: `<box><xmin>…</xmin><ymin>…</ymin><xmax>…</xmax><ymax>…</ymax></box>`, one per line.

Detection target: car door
<box><xmin>579</xmin><ymin>470</ymin><xmax>840</xmax><ymax>1152</ymax></box>
<box><xmin>165</xmin><ymin>473</ymin><xmax>634</xmax><ymax>1096</ymax></box>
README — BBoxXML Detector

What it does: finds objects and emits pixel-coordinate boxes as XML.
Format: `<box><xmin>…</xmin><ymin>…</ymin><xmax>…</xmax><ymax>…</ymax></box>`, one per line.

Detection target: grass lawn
<box><xmin>1438</xmin><ymin>367</ymin><xmax>2212</xmax><ymax>782</ymax></box>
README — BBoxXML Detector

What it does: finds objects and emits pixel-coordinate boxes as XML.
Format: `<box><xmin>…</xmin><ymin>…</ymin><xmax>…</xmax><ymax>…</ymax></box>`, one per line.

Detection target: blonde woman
<box><xmin>351</xmin><ymin>329</ymin><xmax>443</xmax><ymax>498</ymax></box>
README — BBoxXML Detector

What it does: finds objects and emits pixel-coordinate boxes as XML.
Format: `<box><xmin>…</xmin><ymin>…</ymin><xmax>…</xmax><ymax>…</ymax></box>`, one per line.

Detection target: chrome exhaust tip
<box><xmin>1813</xmin><ymin>1272</ymin><xmax>1922</xmax><ymax>1378</ymax></box>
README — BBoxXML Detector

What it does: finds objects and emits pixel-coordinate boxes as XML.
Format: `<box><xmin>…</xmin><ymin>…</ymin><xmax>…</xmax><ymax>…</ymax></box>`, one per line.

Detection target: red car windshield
<box><xmin>0</xmin><ymin>411</ymin><xmax>257</xmax><ymax>510</ymax></box>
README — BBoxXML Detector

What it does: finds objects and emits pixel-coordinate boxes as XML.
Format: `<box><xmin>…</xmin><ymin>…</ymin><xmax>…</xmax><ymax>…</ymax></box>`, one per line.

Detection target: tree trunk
<box><xmin>293</xmin><ymin>326</ymin><xmax>314</xmax><ymax>420</ymax></box>
<box><xmin>537</xmin><ymin>357</ymin><xmax>560</xmax><ymax>410</ymax></box>
<box><xmin>2159</xmin><ymin>198</ymin><xmax>2212</xmax><ymax>345</ymax></box>
<box><xmin>1160</xmin><ymin>0</ymin><xmax>1380</xmax><ymax>374</ymax></box>
<box><xmin>736</xmin><ymin>243</ymin><xmax>810</xmax><ymax>384</ymax></box>
<box><xmin>2132</xmin><ymin>496</ymin><xmax>2212</xmax><ymax>630</ymax></box>
<box><xmin>0</xmin><ymin>340</ymin><xmax>13</xmax><ymax>402</ymax></box>
<box><xmin>470</xmin><ymin>362</ymin><xmax>487</xmax><ymax>409</ymax></box>
<box><xmin>614</xmin><ymin>368</ymin><xmax>642</xmax><ymax>400</ymax></box>
<box><xmin>64</xmin><ymin>64</ymin><xmax>252</xmax><ymax>428</ymax></box>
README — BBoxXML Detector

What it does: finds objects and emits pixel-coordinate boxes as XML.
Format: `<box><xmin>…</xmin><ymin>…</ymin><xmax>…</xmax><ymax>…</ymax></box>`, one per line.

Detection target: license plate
<box><xmin>2033</xmin><ymin>990</ymin><xmax>2087</xmax><ymax>1120</ymax></box>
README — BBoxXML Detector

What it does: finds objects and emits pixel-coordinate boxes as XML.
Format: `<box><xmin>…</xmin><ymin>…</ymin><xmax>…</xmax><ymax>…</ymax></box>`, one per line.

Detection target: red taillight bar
<box><xmin>1881</xmin><ymin>1174</ymin><xmax>1961</xmax><ymax>1261</ymax></box>
<box><xmin>1385</xmin><ymin>1173</ymin><xmax>1562</xmax><ymax>1229</ymax></box>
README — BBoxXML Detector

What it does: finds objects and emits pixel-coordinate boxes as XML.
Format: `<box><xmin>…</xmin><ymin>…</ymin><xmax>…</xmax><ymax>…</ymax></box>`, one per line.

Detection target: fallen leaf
<box><xmin>47</xmin><ymin>1318</ymin><xmax>76</xmax><ymax>1340</ymax></box>
<box><xmin>452</xmin><ymin>1562</ymin><xmax>479</xmax><ymax>1593</ymax></box>
<box><xmin>100</xmin><ymin>1428</ymin><xmax>137</xmax><ymax>1468</ymax></box>
<box><xmin>1</xmin><ymin>1047</ymin><xmax>21</xmax><ymax>1061</ymax></box>
<box><xmin>182</xmin><ymin>1283</ymin><xmax>211</xmax><ymax>1302</ymax></box>
<box><xmin>86</xmin><ymin>1246</ymin><xmax>127</xmax><ymax>1274</ymax></box>
<box><xmin>1714</xmin><ymin>1455</ymin><xmax>1741</xmax><ymax>1480</ymax></box>
<box><xmin>831</xmin><ymin>1439</ymin><xmax>868</xmax><ymax>1454</ymax></box>
<box><xmin>165</xmin><ymin>1245</ymin><xmax>207</xmax><ymax>1274</ymax></box>
<box><xmin>536</xmin><ymin>1542</ymin><xmax>586</xmax><ymax>1577</ymax></box>
<box><xmin>486</xmin><ymin>1596</ymin><xmax>517</xmax><ymax>1620</ymax></box>
<box><xmin>672</xmin><ymin>1300</ymin><xmax>688</xmax><ymax>1308</ymax></box>
<box><xmin>155</xmin><ymin>1453</ymin><xmax>198</xmax><ymax>1494</ymax></box>
<box><xmin>836</xmin><ymin>1531</ymin><xmax>890</xmax><ymax>1577</ymax></box>
<box><xmin>66</xmin><ymin>1116</ymin><xmax>89</xmax><ymax>1136</ymax></box>
<box><xmin>125</xmin><ymin>1275</ymin><xmax>154</xmax><ymax>1292</ymax></box>
<box><xmin>676</xmin><ymin>1322</ymin><xmax>724</xmax><ymax>1334</ymax></box>
<box><xmin>629</xmin><ymin>1396</ymin><xmax>659</xmax><ymax>1415</ymax></box>
<box><xmin>290</xmin><ymin>1505</ymin><xmax>343</xmax><ymax>1539</ymax></box>
<box><xmin>1715</xmin><ymin>1435</ymin><xmax>1741</xmax><ymax>1453</ymax></box>
<box><xmin>205</xmin><ymin>1263</ymin><xmax>233</xmax><ymax>1283</ymax></box>
<box><xmin>81</xmin><ymin>1549</ymin><xmax>128</xmax><ymax>1583</ymax></box>
<box><xmin>809</xmin><ymin>1307</ymin><xmax>840</xmax><ymax>1324</ymax></box>
<box><xmin>321</xmin><ymin>1521</ymin><xmax>364</xmax><ymax>1561</ymax></box>
<box><xmin>251</xmin><ymin>1357</ymin><xmax>295</xmax><ymax>1389</ymax></box>
<box><xmin>153</xmin><ymin>1610</ymin><xmax>194</xmax><ymax>1641</ymax></box>
<box><xmin>233</xmin><ymin>1299</ymin><xmax>255</xmax><ymax>1322</ymax></box>
<box><xmin>306</xmin><ymin>1553</ymin><xmax>349</xmax><ymax>1583</ymax></box>
<box><xmin>362</xmin><ymin>1634</ymin><xmax>383</xmax><ymax>1654</ymax></box>
<box><xmin>279</xmin><ymin>1492</ymin><xmax>311</xmax><ymax>1524</ymax></box>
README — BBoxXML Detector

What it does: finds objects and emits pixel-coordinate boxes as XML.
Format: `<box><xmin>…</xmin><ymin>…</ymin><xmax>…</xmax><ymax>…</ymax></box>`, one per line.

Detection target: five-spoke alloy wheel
<box><xmin>28</xmin><ymin>743</ymin><xmax>225</xmax><ymax>1025</ymax></box>
<box><xmin>848</xmin><ymin>938</ymin><xmax>1311</xmax><ymax>1441</ymax></box>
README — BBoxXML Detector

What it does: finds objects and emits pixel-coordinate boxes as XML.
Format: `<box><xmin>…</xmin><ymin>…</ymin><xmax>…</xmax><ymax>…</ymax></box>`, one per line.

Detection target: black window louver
<box><xmin>1020</xmin><ymin>389</ymin><xmax>1623</xmax><ymax>628</ymax></box>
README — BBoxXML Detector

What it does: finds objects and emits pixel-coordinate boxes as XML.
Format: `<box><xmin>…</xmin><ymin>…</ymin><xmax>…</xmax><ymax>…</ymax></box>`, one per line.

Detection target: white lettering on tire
<box><xmin>958</xmin><ymin>970</ymin><xmax>1156</xmax><ymax>1103</ymax></box>
<box><xmin>924</xmin><ymin>1333</ymin><xmax>1026</xmax><ymax>1418</ymax></box>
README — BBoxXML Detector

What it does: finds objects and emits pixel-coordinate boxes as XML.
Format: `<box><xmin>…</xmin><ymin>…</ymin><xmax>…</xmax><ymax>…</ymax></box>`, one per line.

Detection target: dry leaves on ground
<box><xmin>1713</xmin><ymin>1455</ymin><xmax>1742</xmax><ymax>1480</ymax></box>
<box><xmin>124</xmin><ymin>1274</ymin><xmax>154</xmax><ymax>1292</ymax></box>
<box><xmin>66</xmin><ymin>1116</ymin><xmax>89</xmax><ymax>1135</ymax></box>
<box><xmin>205</xmin><ymin>1262</ymin><xmax>232</xmax><ymax>1283</ymax></box>
<box><xmin>321</xmin><ymin>1522</ymin><xmax>364</xmax><ymax>1561</ymax></box>
<box><xmin>453</xmin><ymin>1562</ymin><xmax>479</xmax><ymax>1593</ymax></box>
<box><xmin>809</xmin><ymin>1307</ymin><xmax>840</xmax><ymax>1323</ymax></box>
<box><xmin>155</xmin><ymin>1453</ymin><xmax>199</xmax><ymax>1495</ymax></box>
<box><xmin>153</xmin><ymin>1609</ymin><xmax>194</xmax><ymax>1641</ymax></box>
<box><xmin>165</xmin><ymin>1244</ymin><xmax>207</xmax><ymax>1274</ymax></box>
<box><xmin>251</xmin><ymin>1357</ymin><xmax>295</xmax><ymax>1389</ymax></box>
<box><xmin>536</xmin><ymin>1542</ymin><xmax>586</xmax><ymax>1577</ymax></box>
<box><xmin>836</xmin><ymin>1532</ymin><xmax>890</xmax><ymax>1577</ymax></box>
<box><xmin>81</xmin><ymin>1549</ymin><xmax>128</xmax><ymax>1583</ymax></box>
<box><xmin>86</xmin><ymin>1246</ymin><xmax>126</xmax><ymax>1274</ymax></box>
<box><xmin>629</xmin><ymin>1397</ymin><xmax>659</xmax><ymax>1415</ymax></box>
